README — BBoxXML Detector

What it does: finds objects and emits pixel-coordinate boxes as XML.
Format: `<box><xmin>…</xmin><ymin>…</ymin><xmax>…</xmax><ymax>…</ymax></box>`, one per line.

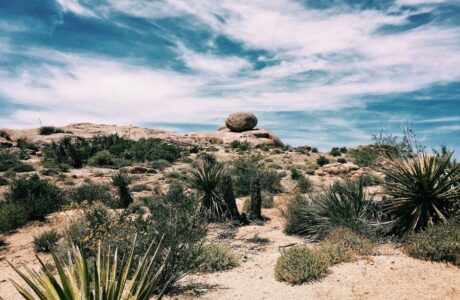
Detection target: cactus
<box><xmin>221</xmin><ymin>172</ymin><xmax>241</xmax><ymax>220</ymax></box>
<box><xmin>249</xmin><ymin>175</ymin><xmax>263</xmax><ymax>220</ymax></box>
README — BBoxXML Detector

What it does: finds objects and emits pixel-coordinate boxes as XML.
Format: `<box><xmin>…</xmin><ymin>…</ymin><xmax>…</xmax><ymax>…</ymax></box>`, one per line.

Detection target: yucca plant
<box><xmin>383</xmin><ymin>152</ymin><xmax>460</xmax><ymax>237</ymax></box>
<box><xmin>111</xmin><ymin>173</ymin><xmax>133</xmax><ymax>208</ymax></box>
<box><xmin>8</xmin><ymin>236</ymin><xmax>170</xmax><ymax>300</ymax></box>
<box><xmin>284</xmin><ymin>179</ymin><xmax>375</xmax><ymax>240</ymax></box>
<box><xmin>188</xmin><ymin>162</ymin><xmax>225</xmax><ymax>221</ymax></box>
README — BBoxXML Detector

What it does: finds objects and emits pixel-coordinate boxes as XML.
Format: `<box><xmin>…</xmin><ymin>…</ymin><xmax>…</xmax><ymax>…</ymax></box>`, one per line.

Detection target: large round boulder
<box><xmin>225</xmin><ymin>112</ymin><xmax>258</xmax><ymax>132</ymax></box>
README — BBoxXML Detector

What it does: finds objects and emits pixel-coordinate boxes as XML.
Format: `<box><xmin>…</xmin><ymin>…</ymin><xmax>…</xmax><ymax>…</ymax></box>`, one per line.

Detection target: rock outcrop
<box><xmin>225</xmin><ymin>112</ymin><xmax>258</xmax><ymax>132</ymax></box>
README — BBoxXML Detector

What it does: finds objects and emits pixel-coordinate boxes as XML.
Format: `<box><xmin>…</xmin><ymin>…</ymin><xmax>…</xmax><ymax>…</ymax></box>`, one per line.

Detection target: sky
<box><xmin>0</xmin><ymin>0</ymin><xmax>459</xmax><ymax>153</ymax></box>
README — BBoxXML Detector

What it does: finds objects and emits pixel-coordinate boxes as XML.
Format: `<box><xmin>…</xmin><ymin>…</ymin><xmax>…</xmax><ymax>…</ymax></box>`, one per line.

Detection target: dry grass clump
<box><xmin>197</xmin><ymin>244</ymin><xmax>240</xmax><ymax>273</ymax></box>
<box><xmin>404</xmin><ymin>219</ymin><xmax>460</xmax><ymax>266</ymax></box>
<box><xmin>275</xmin><ymin>228</ymin><xmax>376</xmax><ymax>285</ymax></box>
<box><xmin>275</xmin><ymin>246</ymin><xmax>329</xmax><ymax>284</ymax></box>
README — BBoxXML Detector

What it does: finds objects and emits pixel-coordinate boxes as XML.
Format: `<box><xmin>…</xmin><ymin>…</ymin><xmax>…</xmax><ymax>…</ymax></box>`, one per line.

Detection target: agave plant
<box><xmin>8</xmin><ymin>237</ymin><xmax>170</xmax><ymax>300</ymax></box>
<box><xmin>383</xmin><ymin>152</ymin><xmax>460</xmax><ymax>237</ymax></box>
<box><xmin>284</xmin><ymin>179</ymin><xmax>375</xmax><ymax>240</ymax></box>
<box><xmin>188</xmin><ymin>162</ymin><xmax>225</xmax><ymax>221</ymax></box>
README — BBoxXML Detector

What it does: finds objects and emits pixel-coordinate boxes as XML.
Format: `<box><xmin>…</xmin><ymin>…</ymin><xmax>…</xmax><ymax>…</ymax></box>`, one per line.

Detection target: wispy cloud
<box><xmin>0</xmin><ymin>0</ymin><xmax>459</xmax><ymax>151</ymax></box>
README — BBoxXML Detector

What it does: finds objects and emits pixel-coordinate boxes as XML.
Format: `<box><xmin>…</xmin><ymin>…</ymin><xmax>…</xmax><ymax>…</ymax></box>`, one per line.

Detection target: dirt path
<box><xmin>179</xmin><ymin>202</ymin><xmax>460</xmax><ymax>300</ymax></box>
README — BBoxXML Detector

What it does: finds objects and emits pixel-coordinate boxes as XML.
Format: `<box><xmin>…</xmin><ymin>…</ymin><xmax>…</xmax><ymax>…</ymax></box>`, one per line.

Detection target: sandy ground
<box><xmin>174</xmin><ymin>199</ymin><xmax>460</xmax><ymax>300</ymax></box>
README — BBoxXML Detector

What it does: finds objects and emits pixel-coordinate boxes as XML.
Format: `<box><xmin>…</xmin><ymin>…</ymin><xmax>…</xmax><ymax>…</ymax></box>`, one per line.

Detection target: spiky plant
<box><xmin>8</xmin><ymin>237</ymin><xmax>170</xmax><ymax>300</ymax></box>
<box><xmin>383</xmin><ymin>152</ymin><xmax>460</xmax><ymax>237</ymax></box>
<box><xmin>188</xmin><ymin>162</ymin><xmax>225</xmax><ymax>221</ymax></box>
<box><xmin>111</xmin><ymin>173</ymin><xmax>133</xmax><ymax>208</ymax></box>
<box><xmin>284</xmin><ymin>180</ymin><xmax>375</xmax><ymax>240</ymax></box>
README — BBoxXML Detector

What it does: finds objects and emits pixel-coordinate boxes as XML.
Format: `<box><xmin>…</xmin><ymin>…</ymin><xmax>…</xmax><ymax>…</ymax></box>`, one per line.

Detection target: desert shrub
<box><xmin>290</xmin><ymin>168</ymin><xmax>303</xmax><ymax>180</ymax></box>
<box><xmin>284</xmin><ymin>180</ymin><xmax>375</xmax><ymax>239</ymax></box>
<box><xmin>33</xmin><ymin>229</ymin><xmax>61</xmax><ymax>252</ymax></box>
<box><xmin>349</xmin><ymin>145</ymin><xmax>380</xmax><ymax>167</ymax></box>
<box><xmin>275</xmin><ymin>246</ymin><xmax>329</xmax><ymax>284</ymax></box>
<box><xmin>383</xmin><ymin>152</ymin><xmax>460</xmax><ymax>237</ymax></box>
<box><xmin>297</xmin><ymin>175</ymin><xmax>313</xmax><ymax>193</ymax></box>
<box><xmin>131</xmin><ymin>183</ymin><xmax>150</xmax><ymax>192</ymax></box>
<box><xmin>319</xmin><ymin>241</ymin><xmax>354</xmax><ymax>265</ymax></box>
<box><xmin>150</xmin><ymin>159</ymin><xmax>171</xmax><ymax>170</ymax></box>
<box><xmin>197</xmin><ymin>152</ymin><xmax>217</xmax><ymax>165</ymax></box>
<box><xmin>44</xmin><ymin>136</ymin><xmax>89</xmax><ymax>168</ymax></box>
<box><xmin>330</xmin><ymin>147</ymin><xmax>341</xmax><ymax>157</ymax></box>
<box><xmin>340</xmin><ymin>147</ymin><xmax>348</xmax><ymax>153</ymax></box>
<box><xmin>87</xmin><ymin>150</ymin><xmax>115</xmax><ymax>167</ymax></box>
<box><xmin>69</xmin><ymin>182</ymin><xmax>113</xmax><ymax>205</ymax></box>
<box><xmin>16</xmin><ymin>138</ymin><xmax>38</xmax><ymax>151</ymax></box>
<box><xmin>66</xmin><ymin>184</ymin><xmax>206</xmax><ymax>291</ymax></box>
<box><xmin>262</xmin><ymin>191</ymin><xmax>275</xmax><ymax>208</ymax></box>
<box><xmin>323</xmin><ymin>227</ymin><xmax>375</xmax><ymax>256</ymax></box>
<box><xmin>0</xmin><ymin>130</ymin><xmax>11</xmax><ymax>141</ymax></box>
<box><xmin>0</xmin><ymin>150</ymin><xmax>34</xmax><ymax>172</ymax></box>
<box><xmin>197</xmin><ymin>244</ymin><xmax>240</xmax><ymax>273</ymax></box>
<box><xmin>311</xmin><ymin>147</ymin><xmax>318</xmax><ymax>153</ymax></box>
<box><xmin>360</xmin><ymin>173</ymin><xmax>382</xmax><ymax>187</ymax></box>
<box><xmin>337</xmin><ymin>158</ymin><xmax>347</xmax><ymax>163</ymax></box>
<box><xmin>316</xmin><ymin>156</ymin><xmax>330</xmax><ymax>167</ymax></box>
<box><xmin>111</xmin><ymin>172</ymin><xmax>133</xmax><ymax>208</ymax></box>
<box><xmin>131</xmin><ymin>138</ymin><xmax>182</xmax><ymax>162</ymax></box>
<box><xmin>0</xmin><ymin>203</ymin><xmax>28</xmax><ymax>233</ymax></box>
<box><xmin>230</xmin><ymin>140</ymin><xmax>251</xmax><ymax>152</ymax></box>
<box><xmin>5</xmin><ymin>175</ymin><xmax>64</xmax><ymax>220</ymax></box>
<box><xmin>0</xmin><ymin>175</ymin><xmax>8</xmax><ymax>186</ymax></box>
<box><xmin>39</xmin><ymin>126</ymin><xmax>64</xmax><ymax>135</ymax></box>
<box><xmin>404</xmin><ymin>221</ymin><xmax>460</xmax><ymax>266</ymax></box>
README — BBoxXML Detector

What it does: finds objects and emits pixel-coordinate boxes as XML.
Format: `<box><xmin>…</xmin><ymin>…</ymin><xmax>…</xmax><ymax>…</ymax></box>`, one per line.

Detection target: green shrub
<box><xmin>66</xmin><ymin>184</ymin><xmax>207</xmax><ymax>291</ymax></box>
<box><xmin>69</xmin><ymin>182</ymin><xmax>113</xmax><ymax>205</ymax></box>
<box><xmin>39</xmin><ymin>126</ymin><xmax>65</xmax><ymax>135</ymax></box>
<box><xmin>404</xmin><ymin>221</ymin><xmax>460</xmax><ymax>266</ymax></box>
<box><xmin>323</xmin><ymin>227</ymin><xmax>375</xmax><ymax>256</ymax></box>
<box><xmin>297</xmin><ymin>176</ymin><xmax>313</xmax><ymax>193</ymax></box>
<box><xmin>360</xmin><ymin>173</ymin><xmax>382</xmax><ymax>187</ymax></box>
<box><xmin>330</xmin><ymin>147</ymin><xmax>341</xmax><ymax>157</ymax></box>
<box><xmin>275</xmin><ymin>246</ymin><xmax>329</xmax><ymax>284</ymax></box>
<box><xmin>111</xmin><ymin>172</ymin><xmax>133</xmax><ymax>208</ymax></box>
<box><xmin>243</xmin><ymin>192</ymin><xmax>274</xmax><ymax>212</ymax></box>
<box><xmin>5</xmin><ymin>175</ymin><xmax>64</xmax><ymax>220</ymax></box>
<box><xmin>33</xmin><ymin>229</ymin><xmax>61</xmax><ymax>252</ymax></box>
<box><xmin>337</xmin><ymin>158</ymin><xmax>347</xmax><ymax>163</ymax></box>
<box><xmin>16</xmin><ymin>138</ymin><xmax>38</xmax><ymax>151</ymax></box>
<box><xmin>131</xmin><ymin>138</ymin><xmax>182</xmax><ymax>162</ymax></box>
<box><xmin>340</xmin><ymin>147</ymin><xmax>347</xmax><ymax>153</ymax></box>
<box><xmin>311</xmin><ymin>147</ymin><xmax>318</xmax><ymax>153</ymax></box>
<box><xmin>284</xmin><ymin>180</ymin><xmax>375</xmax><ymax>239</ymax></box>
<box><xmin>87</xmin><ymin>150</ymin><xmax>115</xmax><ymax>166</ymax></box>
<box><xmin>0</xmin><ymin>150</ymin><xmax>34</xmax><ymax>172</ymax></box>
<box><xmin>150</xmin><ymin>159</ymin><xmax>171</xmax><ymax>170</ymax></box>
<box><xmin>349</xmin><ymin>145</ymin><xmax>380</xmax><ymax>167</ymax></box>
<box><xmin>290</xmin><ymin>168</ymin><xmax>303</xmax><ymax>180</ymax></box>
<box><xmin>197</xmin><ymin>244</ymin><xmax>240</xmax><ymax>273</ymax></box>
<box><xmin>197</xmin><ymin>152</ymin><xmax>217</xmax><ymax>165</ymax></box>
<box><xmin>383</xmin><ymin>153</ymin><xmax>460</xmax><ymax>237</ymax></box>
<box><xmin>316</xmin><ymin>156</ymin><xmax>330</xmax><ymax>167</ymax></box>
<box><xmin>0</xmin><ymin>130</ymin><xmax>11</xmax><ymax>141</ymax></box>
<box><xmin>0</xmin><ymin>203</ymin><xmax>28</xmax><ymax>233</ymax></box>
<box><xmin>0</xmin><ymin>176</ymin><xmax>8</xmax><ymax>186</ymax></box>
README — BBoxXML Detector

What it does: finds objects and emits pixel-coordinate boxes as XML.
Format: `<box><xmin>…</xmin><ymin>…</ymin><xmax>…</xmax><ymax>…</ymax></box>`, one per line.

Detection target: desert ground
<box><xmin>0</xmin><ymin>122</ymin><xmax>459</xmax><ymax>300</ymax></box>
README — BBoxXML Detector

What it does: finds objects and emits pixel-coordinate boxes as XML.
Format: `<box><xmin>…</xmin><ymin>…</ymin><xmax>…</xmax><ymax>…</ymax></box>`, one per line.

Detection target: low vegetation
<box><xmin>383</xmin><ymin>152</ymin><xmax>460</xmax><ymax>237</ymax></box>
<box><xmin>10</xmin><ymin>238</ymin><xmax>171</xmax><ymax>300</ymax></box>
<box><xmin>284</xmin><ymin>180</ymin><xmax>376</xmax><ymax>239</ymax></box>
<box><xmin>197</xmin><ymin>244</ymin><xmax>240</xmax><ymax>273</ymax></box>
<box><xmin>275</xmin><ymin>246</ymin><xmax>330</xmax><ymax>284</ymax></box>
<box><xmin>33</xmin><ymin>229</ymin><xmax>61</xmax><ymax>252</ymax></box>
<box><xmin>39</xmin><ymin>125</ymin><xmax>65</xmax><ymax>135</ymax></box>
<box><xmin>404</xmin><ymin>219</ymin><xmax>460</xmax><ymax>266</ymax></box>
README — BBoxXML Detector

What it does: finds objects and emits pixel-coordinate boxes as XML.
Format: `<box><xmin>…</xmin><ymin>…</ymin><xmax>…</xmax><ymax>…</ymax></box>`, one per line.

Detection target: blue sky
<box><xmin>0</xmin><ymin>0</ymin><xmax>459</xmax><ymax>153</ymax></box>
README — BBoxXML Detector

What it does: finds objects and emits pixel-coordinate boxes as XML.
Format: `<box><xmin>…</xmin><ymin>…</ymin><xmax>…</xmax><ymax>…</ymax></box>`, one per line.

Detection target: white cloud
<box><xmin>56</xmin><ymin>0</ymin><xmax>97</xmax><ymax>17</ymax></box>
